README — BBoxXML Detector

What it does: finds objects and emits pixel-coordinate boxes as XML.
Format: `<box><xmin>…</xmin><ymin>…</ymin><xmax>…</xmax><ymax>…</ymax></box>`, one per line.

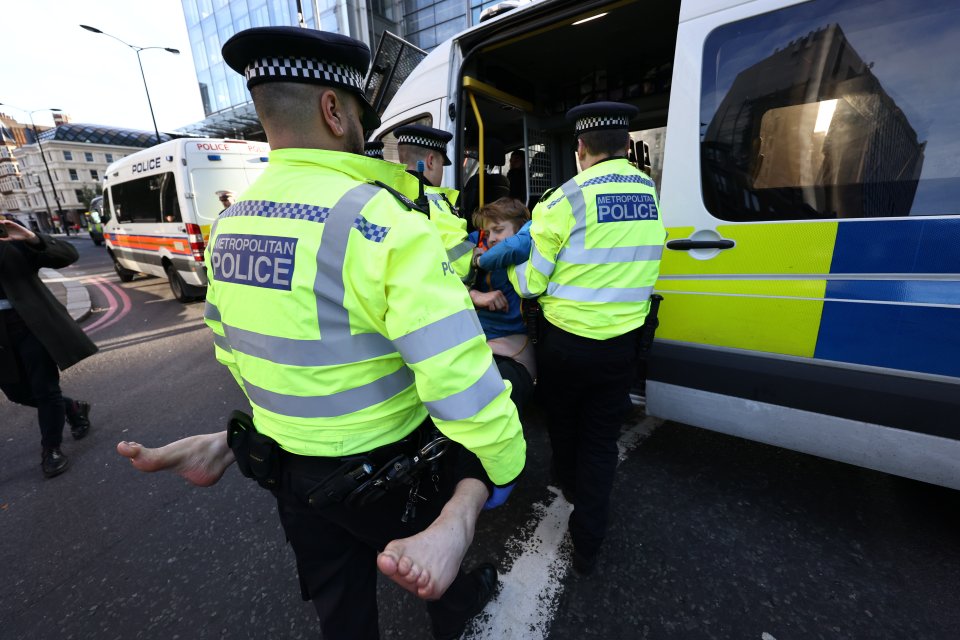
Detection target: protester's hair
<box><xmin>473</xmin><ymin>197</ymin><xmax>530</xmax><ymax>233</ymax></box>
<box><xmin>580</xmin><ymin>129</ymin><xmax>630</xmax><ymax>158</ymax></box>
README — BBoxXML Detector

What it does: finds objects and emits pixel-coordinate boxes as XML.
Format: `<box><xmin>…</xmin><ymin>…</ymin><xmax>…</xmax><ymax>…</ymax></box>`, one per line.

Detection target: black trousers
<box><xmin>537</xmin><ymin>321</ymin><xmax>638</xmax><ymax>559</ymax></box>
<box><xmin>274</xmin><ymin>440</ymin><xmax>486</xmax><ymax>640</ymax></box>
<box><xmin>494</xmin><ymin>355</ymin><xmax>534</xmax><ymax>416</ymax></box>
<box><xmin>0</xmin><ymin>314</ymin><xmax>72</xmax><ymax>450</ymax></box>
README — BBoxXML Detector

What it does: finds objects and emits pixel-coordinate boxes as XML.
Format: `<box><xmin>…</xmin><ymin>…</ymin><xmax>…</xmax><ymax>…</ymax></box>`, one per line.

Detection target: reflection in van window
<box><xmin>112</xmin><ymin>174</ymin><xmax>167</xmax><ymax>224</ymax></box>
<box><xmin>700</xmin><ymin>0</ymin><xmax>960</xmax><ymax>221</ymax></box>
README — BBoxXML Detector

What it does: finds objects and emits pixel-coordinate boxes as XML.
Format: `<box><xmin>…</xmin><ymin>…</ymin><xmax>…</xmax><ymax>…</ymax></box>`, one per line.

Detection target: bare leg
<box><xmin>377</xmin><ymin>478</ymin><xmax>489</xmax><ymax>600</ymax></box>
<box><xmin>116</xmin><ymin>431</ymin><xmax>234</xmax><ymax>487</ymax></box>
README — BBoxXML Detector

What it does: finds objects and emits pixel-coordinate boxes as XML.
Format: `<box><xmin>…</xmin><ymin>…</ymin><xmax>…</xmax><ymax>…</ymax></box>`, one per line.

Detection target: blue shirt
<box><xmin>469</xmin><ymin>230</ymin><xmax>527</xmax><ymax>339</ymax></box>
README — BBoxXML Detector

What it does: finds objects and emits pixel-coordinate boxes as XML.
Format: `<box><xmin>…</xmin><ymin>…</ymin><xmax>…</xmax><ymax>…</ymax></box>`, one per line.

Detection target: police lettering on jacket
<box><xmin>596</xmin><ymin>193</ymin><xmax>658</xmax><ymax>223</ymax></box>
<box><xmin>210</xmin><ymin>233</ymin><xmax>297</xmax><ymax>290</ymax></box>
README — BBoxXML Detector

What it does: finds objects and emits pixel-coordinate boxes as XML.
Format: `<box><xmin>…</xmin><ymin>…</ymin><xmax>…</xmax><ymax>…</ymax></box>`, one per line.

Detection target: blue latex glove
<box><xmin>483</xmin><ymin>483</ymin><xmax>516</xmax><ymax>510</ymax></box>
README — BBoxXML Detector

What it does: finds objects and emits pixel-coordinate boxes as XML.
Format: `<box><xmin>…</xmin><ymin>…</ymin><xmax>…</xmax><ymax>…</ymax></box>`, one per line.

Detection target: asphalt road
<box><xmin>1</xmin><ymin>237</ymin><xmax>958</xmax><ymax>640</ymax></box>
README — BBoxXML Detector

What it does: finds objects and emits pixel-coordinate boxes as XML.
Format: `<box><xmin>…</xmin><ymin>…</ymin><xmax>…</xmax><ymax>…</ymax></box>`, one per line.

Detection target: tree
<box><xmin>78</xmin><ymin>184</ymin><xmax>103</xmax><ymax>211</ymax></box>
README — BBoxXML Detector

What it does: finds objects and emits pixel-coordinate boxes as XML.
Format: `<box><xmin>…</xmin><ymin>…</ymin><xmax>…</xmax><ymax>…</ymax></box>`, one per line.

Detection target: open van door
<box><xmin>364</xmin><ymin>31</ymin><xmax>427</xmax><ymax>124</ymax></box>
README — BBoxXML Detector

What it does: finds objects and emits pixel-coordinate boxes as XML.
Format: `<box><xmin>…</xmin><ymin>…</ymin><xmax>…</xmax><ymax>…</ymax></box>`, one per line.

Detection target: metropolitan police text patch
<box><xmin>211</xmin><ymin>233</ymin><xmax>297</xmax><ymax>291</ymax></box>
<box><xmin>596</xmin><ymin>193</ymin><xmax>658</xmax><ymax>223</ymax></box>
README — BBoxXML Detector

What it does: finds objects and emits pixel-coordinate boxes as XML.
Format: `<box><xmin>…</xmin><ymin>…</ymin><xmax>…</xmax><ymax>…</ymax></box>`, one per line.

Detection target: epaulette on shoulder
<box><xmin>370</xmin><ymin>180</ymin><xmax>429</xmax><ymax>216</ymax></box>
<box><xmin>538</xmin><ymin>186</ymin><xmax>558</xmax><ymax>203</ymax></box>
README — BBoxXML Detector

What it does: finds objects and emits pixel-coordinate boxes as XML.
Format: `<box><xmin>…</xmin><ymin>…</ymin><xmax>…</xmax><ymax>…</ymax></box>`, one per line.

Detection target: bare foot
<box><xmin>377</xmin><ymin>478</ymin><xmax>488</xmax><ymax>600</ymax></box>
<box><xmin>116</xmin><ymin>431</ymin><xmax>234</xmax><ymax>487</ymax></box>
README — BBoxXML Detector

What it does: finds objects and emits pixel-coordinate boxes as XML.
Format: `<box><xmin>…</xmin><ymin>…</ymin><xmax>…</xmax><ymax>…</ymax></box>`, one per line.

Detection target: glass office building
<box><xmin>178</xmin><ymin>0</ymin><xmax>512</xmax><ymax>137</ymax></box>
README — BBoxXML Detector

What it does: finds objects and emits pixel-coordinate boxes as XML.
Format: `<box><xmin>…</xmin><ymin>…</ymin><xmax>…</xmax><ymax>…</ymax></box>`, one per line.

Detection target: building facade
<box><xmin>178</xmin><ymin>0</ymin><xmax>515</xmax><ymax>138</ymax></box>
<box><xmin>12</xmin><ymin>123</ymin><xmax>181</xmax><ymax>232</ymax></box>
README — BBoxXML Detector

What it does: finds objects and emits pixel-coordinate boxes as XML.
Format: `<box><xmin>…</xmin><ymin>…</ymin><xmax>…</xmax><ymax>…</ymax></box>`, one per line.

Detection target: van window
<box><xmin>102</xmin><ymin>191</ymin><xmax>112</xmax><ymax>223</ymax></box>
<box><xmin>700</xmin><ymin>0</ymin><xmax>960</xmax><ymax>221</ymax></box>
<box><xmin>112</xmin><ymin>173</ymin><xmax>167</xmax><ymax>224</ymax></box>
<box><xmin>161</xmin><ymin>173</ymin><xmax>182</xmax><ymax>223</ymax></box>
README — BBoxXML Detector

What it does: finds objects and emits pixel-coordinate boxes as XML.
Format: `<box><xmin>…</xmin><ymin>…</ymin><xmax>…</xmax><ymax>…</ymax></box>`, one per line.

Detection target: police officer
<box><xmin>508</xmin><ymin>102</ymin><xmax>666</xmax><ymax>575</ymax></box>
<box><xmin>363</xmin><ymin>140</ymin><xmax>385</xmax><ymax>160</ymax></box>
<box><xmin>394</xmin><ymin>124</ymin><xmax>474</xmax><ymax>281</ymax></box>
<box><xmin>119</xmin><ymin>27</ymin><xmax>526</xmax><ymax>640</ymax></box>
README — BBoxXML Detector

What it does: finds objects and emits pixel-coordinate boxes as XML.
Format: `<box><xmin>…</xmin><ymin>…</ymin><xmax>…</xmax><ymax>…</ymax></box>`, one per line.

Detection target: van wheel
<box><xmin>166</xmin><ymin>265</ymin><xmax>199</xmax><ymax>303</ymax></box>
<box><xmin>112</xmin><ymin>255</ymin><xmax>135</xmax><ymax>282</ymax></box>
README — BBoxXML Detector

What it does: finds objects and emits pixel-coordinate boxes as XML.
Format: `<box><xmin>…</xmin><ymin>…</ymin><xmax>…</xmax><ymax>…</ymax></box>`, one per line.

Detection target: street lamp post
<box><xmin>0</xmin><ymin>103</ymin><xmax>65</xmax><ymax>233</ymax></box>
<box><xmin>80</xmin><ymin>25</ymin><xmax>180</xmax><ymax>146</ymax></box>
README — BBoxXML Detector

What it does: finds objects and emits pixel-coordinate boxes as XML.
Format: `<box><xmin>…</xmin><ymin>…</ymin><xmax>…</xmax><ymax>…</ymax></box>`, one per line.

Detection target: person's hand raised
<box><xmin>0</xmin><ymin>220</ymin><xmax>39</xmax><ymax>245</ymax></box>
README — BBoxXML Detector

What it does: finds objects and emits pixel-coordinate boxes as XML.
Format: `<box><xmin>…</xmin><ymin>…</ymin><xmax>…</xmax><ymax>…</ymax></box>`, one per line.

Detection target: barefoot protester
<box><xmin>116</xmin><ymin>26</ymin><xmax>525</xmax><ymax>640</ymax></box>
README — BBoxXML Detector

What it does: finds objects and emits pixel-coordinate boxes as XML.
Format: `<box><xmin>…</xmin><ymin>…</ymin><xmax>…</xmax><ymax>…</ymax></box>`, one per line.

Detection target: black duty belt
<box><xmin>228</xmin><ymin>411</ymin><xmax>450</xmax><ymax>518</ymax></box>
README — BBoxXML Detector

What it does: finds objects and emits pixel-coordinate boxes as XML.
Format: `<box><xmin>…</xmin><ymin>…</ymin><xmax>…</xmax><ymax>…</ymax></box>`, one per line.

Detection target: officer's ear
<box><xmin>319</xmin><ymin>89</ymin><xmax>346</xmax><ymax>138</ymax></box>
<box><xmin>576</xmin><ymin>137</ymin><xmax>587</xmax><ymax>163</ymax></box>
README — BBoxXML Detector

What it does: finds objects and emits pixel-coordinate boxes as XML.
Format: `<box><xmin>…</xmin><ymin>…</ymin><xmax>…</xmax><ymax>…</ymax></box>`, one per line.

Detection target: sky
<box><xmin>3</xmin><ymin>0</ymin><xmax>206</xmax><ymax>132</ymax></box>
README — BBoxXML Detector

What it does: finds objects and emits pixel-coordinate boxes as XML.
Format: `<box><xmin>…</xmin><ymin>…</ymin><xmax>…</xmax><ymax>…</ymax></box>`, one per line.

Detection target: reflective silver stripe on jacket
<box><xmin>545</xmin><ymin>282</ymin><xmax>655</xmax><ymax>304</ymax></box>
<box><xmin>243</xmin><ymin>366</ymin><xmax>415</xmax><ymax>418</ymax></box>
<box><xmin>204</xmin><ymin>301</ymin><xmax>221</xmax><ymax>323</ymax></box>
<box><xmin>393</xmin><ymin>308</ymin><xmax>484</xmax><ymax>364</ymax></box>
<box><xmin>423</xmin><ymin>361</ymin><xmax>505</xmax><ymax>421</ymax></box>
<box><xmin>530</xmin><ymin>241</ymin><xmax>555</xmax><ymax>277</ymax></box>
<box><xmin>554</xmin><ymin>178</ymin><xmax>664</xmax><ymax>265</ymax></box>
<box><xmin>447</xmin><ymin>240</ymin><xmax>475</xmax><ymax>263</ymax></box>
<box><xmin>514</xmin><ymin>260</ymin><xmax>534</xmax><ymax>297</ymax></box>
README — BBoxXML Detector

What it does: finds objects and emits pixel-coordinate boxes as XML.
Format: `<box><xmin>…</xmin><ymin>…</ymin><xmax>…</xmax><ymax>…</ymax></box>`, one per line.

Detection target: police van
<box><xmin>101</xmin><ymin>138</ymin><xmax>270</xmax><ymax>301</ymax></box>
<box><xmin>370</xmin><ymin>0</ymin><xmax>960</xmax><ymax>488</ymax></box>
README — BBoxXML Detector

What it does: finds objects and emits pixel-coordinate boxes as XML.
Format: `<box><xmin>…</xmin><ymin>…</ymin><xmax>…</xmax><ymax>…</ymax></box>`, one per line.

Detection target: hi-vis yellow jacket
<box><xmin>204</xmin><ymin>148</ymin><xmax>525</xmax><ymax>486</ymax></box>
<box><xmin>426</xmin><ymin>186</ymin><xmax>473</xmax><ymax>281</ymax></box>
<box><xmin>508</xmin><ymin>158</ymin><xmax>666</xmax><ymax>340</ymax></box>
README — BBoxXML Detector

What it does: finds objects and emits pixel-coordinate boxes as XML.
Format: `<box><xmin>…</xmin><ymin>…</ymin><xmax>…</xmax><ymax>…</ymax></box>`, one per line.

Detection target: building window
<box><xmin>63</xmin><ymin>151</ymin><xmax>73</xmax><ymax>161</ymax></box>
<box><xmin>84</xmin><ymin>152</ymin><xmax>94</xmax><ymax>162</ymax></box>
<box><xmin>75</xmin><ymin>189</ymin><xmax>85</xmax><ymax>203</ymax></box>
<box><xmin>106</xmin><ymin>153</ymin><xmax>114</xmax><ymax>163</ymax></box>
<box><xmin>700</xmin><ymin>0</ymin><xmax>959</xmax><ymax>220</ymax></box>
<box><xmin>69</xmin><ymin>169</ymin><xmax>79</xmax><ymax>181</ymax></box>
<box><xmin>90</xmin><ymin>169</ymin><xmax>99</xmax><ymax>181</ymax></box>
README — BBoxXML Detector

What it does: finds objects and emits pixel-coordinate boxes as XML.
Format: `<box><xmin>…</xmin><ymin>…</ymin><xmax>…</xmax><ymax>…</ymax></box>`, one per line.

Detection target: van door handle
<box><xmin>666</xmin><ymin>239</ymin><xmax>735</xmax><ymax>251</ymax></box>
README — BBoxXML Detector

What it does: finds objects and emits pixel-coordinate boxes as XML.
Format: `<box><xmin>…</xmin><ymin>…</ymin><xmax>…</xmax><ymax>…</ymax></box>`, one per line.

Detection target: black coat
<box><xmin>0</xmin><ymin>235</ymin><xmax>98</xmax><ymax>378</ymax></box>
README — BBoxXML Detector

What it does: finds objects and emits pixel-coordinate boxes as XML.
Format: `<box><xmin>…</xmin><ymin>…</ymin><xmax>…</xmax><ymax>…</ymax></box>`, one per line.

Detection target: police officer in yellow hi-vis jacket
<box><xmin>394</xmin><ymin>124</ymin><xmax>475</xmax><ymax>282</ymax></box>
<box><xmin>508</xmin><ymin>101</ymin><xmax>665</xmax><ymax>576</ymax></box>
<box><xmin>115</xmin><ymin>26</ymin><xmax>525</xmax><ymax>640</ymax></box>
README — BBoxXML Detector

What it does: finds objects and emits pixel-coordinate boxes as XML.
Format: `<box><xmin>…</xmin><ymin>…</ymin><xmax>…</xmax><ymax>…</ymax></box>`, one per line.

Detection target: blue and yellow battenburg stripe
<box><xmin>655</xmin><ymin>218</ymin><xmax>960</xmax><ymax>378</ymax></box>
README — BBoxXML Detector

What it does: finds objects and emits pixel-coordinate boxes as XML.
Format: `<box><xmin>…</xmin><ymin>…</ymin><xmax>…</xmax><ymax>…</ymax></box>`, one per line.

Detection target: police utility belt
<box><xmin>227</xmin><ymin>411</ymin><xmax>449</xmax><ymax>514</ymax></box>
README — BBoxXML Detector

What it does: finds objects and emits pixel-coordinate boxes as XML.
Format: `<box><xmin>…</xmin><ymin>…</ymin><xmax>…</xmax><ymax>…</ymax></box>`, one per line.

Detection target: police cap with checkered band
<box><xmin>222</xmin><ymin>26</ymin><xmax>379</xmax><ymax>129</ymax></box>
<box><xmin>566</xmin><ymin>101</ymin><xmax>639</xmax><ymax>136</ymax></box>
<box><xmin>393</xmin><ymin>124</ymin><xmax>453</xmax><ymax>166</ymax></box>
<box><xmin>363</xmin><ymin>140</ymin><xmax>385</xmax><ymax>159</ymax></box>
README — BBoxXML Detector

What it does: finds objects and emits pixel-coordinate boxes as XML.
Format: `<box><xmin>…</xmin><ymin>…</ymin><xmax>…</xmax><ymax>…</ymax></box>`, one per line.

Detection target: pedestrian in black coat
<box><xmin>0</xmin><ymin>220</ymin><xmax>97</xmax><ymax>477</ymax></box>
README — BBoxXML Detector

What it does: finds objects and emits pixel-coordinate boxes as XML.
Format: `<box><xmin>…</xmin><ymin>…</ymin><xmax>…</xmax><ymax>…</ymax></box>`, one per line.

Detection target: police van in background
<box><xmin>369</xmin><ymin>0</ymin><xmax>960</xmax><ymax>488</ymax></box>
<box><xmin>101</xmin><ymin>138</ymin><xmax>270</xmax><ymax>301</ymax></box>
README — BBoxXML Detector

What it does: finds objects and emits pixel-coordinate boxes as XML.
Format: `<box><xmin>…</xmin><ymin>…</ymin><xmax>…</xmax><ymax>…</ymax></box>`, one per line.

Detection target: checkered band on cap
<box><xmin>575</xmin><ymin>115</ymin><xmax>631</xmax><ymax>133</ymax></box>
<box><xmin>244</xmin><ymin>56</ymin><xmax>364</xmax><ymax>90</ymax></box>
<box><xmin>397</xmin><ymin>135</ymin><xmax>446</xmax><ymax>152</ymax></box>
<box><xmin>363</xmin><ymin>148</ymin><xmax>384</xmax><ymax>158</ymax></box>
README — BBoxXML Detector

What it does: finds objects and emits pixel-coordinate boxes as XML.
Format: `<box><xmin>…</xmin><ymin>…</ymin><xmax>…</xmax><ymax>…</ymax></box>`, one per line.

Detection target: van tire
<box><xmin>112</xmin><ymin>254</ymin><xmax>136</xmax><ymax>282</ymax></box>
<box><xmin>166</xmin><ymin>265</ymin><xmax>200</xmax><ymax>303</ymax></box>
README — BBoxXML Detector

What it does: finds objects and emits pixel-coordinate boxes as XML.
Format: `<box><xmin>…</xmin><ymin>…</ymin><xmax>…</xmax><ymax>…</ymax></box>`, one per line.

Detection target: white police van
<box><xmin>371</xmin><ymin>0</ymin><xmax>960</xmax><ymax>489</ymax></box>
<box><xmin>101</xmin><ymin>138</ymin><xmax>270</xmax><ymax>301</ymax></box>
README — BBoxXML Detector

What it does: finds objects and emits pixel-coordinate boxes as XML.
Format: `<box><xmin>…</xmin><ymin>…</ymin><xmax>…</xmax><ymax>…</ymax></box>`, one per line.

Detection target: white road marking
<box><xmin>467</xmin><ymin>416</ymin><xmax>664</xmax><ymax>640</ymax></box>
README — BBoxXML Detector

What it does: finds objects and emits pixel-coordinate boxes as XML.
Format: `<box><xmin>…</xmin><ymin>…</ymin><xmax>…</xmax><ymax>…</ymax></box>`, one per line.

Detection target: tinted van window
<box><xmin>112</xmin><ymin>173</ymin><xmax>167</xmax><ymax>223</ymax></box>
<box><xmin>700</xmin><ymin>0</ymin><xmax>960</xmax><ymax>221</ymax></box>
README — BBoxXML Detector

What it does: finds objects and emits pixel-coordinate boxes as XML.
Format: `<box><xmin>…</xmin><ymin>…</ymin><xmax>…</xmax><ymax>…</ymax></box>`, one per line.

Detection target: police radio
<box><xmin>415</xmin><ymin>160</ymin><xmax>428</xmax><ymax>210</ymax></box>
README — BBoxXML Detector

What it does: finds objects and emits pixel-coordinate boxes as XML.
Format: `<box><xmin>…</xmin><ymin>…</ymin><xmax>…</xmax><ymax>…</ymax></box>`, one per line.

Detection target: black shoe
<box><xmin>572</xmin><ymin>548</ymin><xmax>597</xmax><ymax>576</ymax></box>
<box><xmin>41</xmin><ymin>448</ymin><xmax>70</xmax><ymax>478</ymax></box>
<box><xmin>430</xmin><ymin>563</ymin><xmax>499</xmax><ymax>640</ymax></box>
<box><xmin>66</xmin><ymin>400</ymin><xmax>91</xmax><ymax>440</ymax></box>
<box><xmin>549</xmin><ymin>463</ymin><xmax>576</xmax><ymax>503</ymax></box>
